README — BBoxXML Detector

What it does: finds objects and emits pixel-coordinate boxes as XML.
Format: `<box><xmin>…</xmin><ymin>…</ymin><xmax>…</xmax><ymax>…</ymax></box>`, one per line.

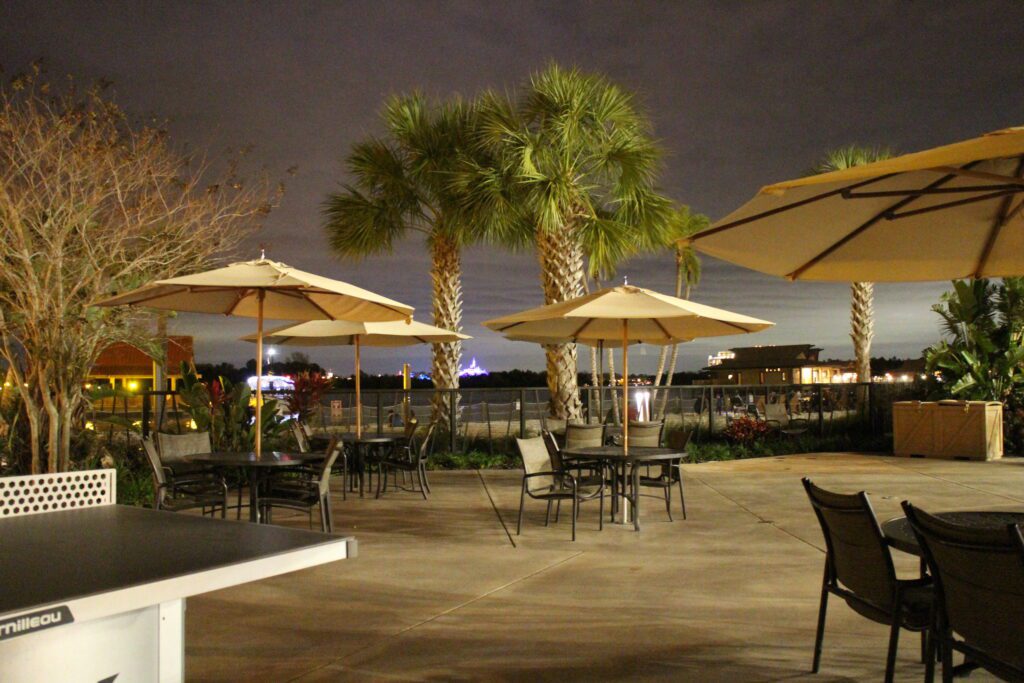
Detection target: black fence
<box><xmin>88</xmin><ymin>381</ymin><xmax>927</xmax><ymax>455</ymax></box>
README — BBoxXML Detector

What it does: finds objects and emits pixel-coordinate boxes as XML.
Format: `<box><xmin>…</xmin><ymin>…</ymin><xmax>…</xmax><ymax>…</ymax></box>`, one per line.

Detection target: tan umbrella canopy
<box><xmin>688</xmin><ymin>126</ymin><xmax>1024</xmax><ymax>281</ymax></box>
<box><xmin>484</xmin><ymin>284</ymin><xmax>773</xmax><ymax>451</ymax></box>
<box><xmin>96</xmin><ymin>258</ymin><xmax>414</xmax><ymax>454</ymax></box>
<box><xmin>242</xmin><ymin>319</ymin><xmax>469</xmax><ymax>438</ymax></box>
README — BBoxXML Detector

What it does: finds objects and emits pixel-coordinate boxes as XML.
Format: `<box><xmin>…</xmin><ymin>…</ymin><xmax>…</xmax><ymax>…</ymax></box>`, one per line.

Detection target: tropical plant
<box><xmin>722</xmin><ymin>416</ymin><xmax>772</xmax><ymax>444</ymax></box>
<box><xmin>0</xmin><ymin>64</ymin><xmax>277</xmax><ymax>473</ymax></box>
<box><xmin>652</xmin><ymin>207</ymin><xmax>707</xmax><ymax>418</ymax></box>
<box><xmin>925</xmin><ymin>278</ymin><xmax>1024</xmax><ymax>403</ymax></box>
<box><xmin>467</xmin><ymin>64</ymin><xmax>674</xmax><ymax>420</ymax></box>
<box><xmin>813</xmin><ymin>145</ymin><xmax>893</xmax><ymax>384</ymax></box>
<box><xmin>323</xmin><ymin>94</ymin><xmax>483</xmax><ymax>427</ymax></box>
<box><xmin>287</xmin><ymin>371</ymin><xmax>332</xmax><ymax>422</ymax></box>
<box><xmin>177</xmin><ymin>363</ymin><xmax>285</xmax><ymax>451</ymax></box>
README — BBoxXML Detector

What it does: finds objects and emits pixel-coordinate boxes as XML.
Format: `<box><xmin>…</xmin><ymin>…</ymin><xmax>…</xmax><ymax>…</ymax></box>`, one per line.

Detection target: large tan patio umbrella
<box><xmin>688</xmin><ymin>126</ymin><xmax>1024</xmax><ymax>281</ymax></box>
<box><xmin>242</xmin><ymin>319</ymin><xmax>469</xmax><ymax>438</ymax></box>
<box><xmin>96</xmin><ymin>257</ymin><xmax>414</xmax><ymax>454</ymax></box>
<box><xmin>483</xmin><ymin>284</ymin><xmax>774</xmax><ymax>451</ymax></box>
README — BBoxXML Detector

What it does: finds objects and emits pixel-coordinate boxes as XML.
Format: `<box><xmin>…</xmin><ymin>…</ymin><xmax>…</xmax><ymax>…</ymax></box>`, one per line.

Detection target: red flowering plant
<box><xmin>286</xmin><ymin>372</ymin><xmax>332</xmax><ymax>422</ymax></box>
<box><xmin>722</xmin><ymin>416</ymin><xmax>772</xmax><ymax>444</ymax></box>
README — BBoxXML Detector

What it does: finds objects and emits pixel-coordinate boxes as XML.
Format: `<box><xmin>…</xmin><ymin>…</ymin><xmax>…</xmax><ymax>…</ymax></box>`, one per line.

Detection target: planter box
<box><xmin>893</xmin><ymin>400</ymin><xmax>1002</xmax><ymax>461</ymax></box>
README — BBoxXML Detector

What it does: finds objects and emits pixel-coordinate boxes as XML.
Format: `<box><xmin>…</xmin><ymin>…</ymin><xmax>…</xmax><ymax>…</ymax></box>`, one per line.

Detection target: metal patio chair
<box><xmin>903</xmin><ymin>501</ymin><xmax>1024</xmax><ymax>683</ymax></box>
<box><xmin>143</xmin><ymin>437</ymin><xmax>228</xmax><ymax>516</ymax></box>
<box><xmin>516</xmin><ymin>436</ymin><xmax>603</xmax><ymax>542</ymax></box>
<box><xmin>636</xmin><ymin>427</ymin><xmax>689</xmax><ymax>521</ymax></box>
<box><xmin>259</xmin><ymin>438</ymin><xmax>342</xmax><ymax>533</ymax></box>
<box><xmin>378</xmin><ymin>422</ymin><xmax>436</xmax><ymax>500</ymax></box>
<box><xmin>803</xmin><ymin>478</ymin><xmax>933</xmax><ymax>683</ymax></box>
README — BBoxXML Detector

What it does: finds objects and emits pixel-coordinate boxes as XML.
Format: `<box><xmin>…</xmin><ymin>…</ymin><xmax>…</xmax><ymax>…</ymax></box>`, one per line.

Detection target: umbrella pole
<box><xmin>622</xmin><ymin>321</ymin><xmax>629</xmax><ymax>455</ymax></box>
<box><xmin>255</xmin><ymin>290</ymin><xmax>265</xmax><ymax>456</ymax></box>
<box><xmin>355</xmin><ymin>335</ymin><xmax>362</xmax><ymax>440</ymax></box>
<box><xmin>598</xmin><ymin>340</ymin><xmax>604</xmax><ymax>424</ymax></box>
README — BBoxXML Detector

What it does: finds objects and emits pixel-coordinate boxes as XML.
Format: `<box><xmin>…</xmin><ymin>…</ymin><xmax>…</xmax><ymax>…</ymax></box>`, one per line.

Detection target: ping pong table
<box><xmin>0</xmin><ymin>469</ymin><xmax>355</xmax><ymax>683</ymax></box>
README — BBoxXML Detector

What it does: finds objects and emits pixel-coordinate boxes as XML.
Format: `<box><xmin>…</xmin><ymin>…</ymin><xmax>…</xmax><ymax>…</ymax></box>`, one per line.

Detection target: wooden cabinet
<box><xmin>893</xmin><ymin>400</ymin><xmax>1002</xmax><ymax>461</ymax></box>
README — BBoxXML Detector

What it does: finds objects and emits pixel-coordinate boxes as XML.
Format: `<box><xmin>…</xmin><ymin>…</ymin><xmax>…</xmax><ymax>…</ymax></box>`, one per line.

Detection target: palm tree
<box><xmin>653</xmin><ymin>208</ymin><xmax>707</xmax><ymax>418</ymax></box>
<box><xmin>814</xmin><ymin>145</ymin><xmax>893</xmax><ymax>384</ymax></box>
<box><xmin>467</xmin><ymin>64</ymin><xmax>673</xmax><ymax>420</ymax></box>
<box><xmin>323</xmin><ymin>94</ymin><xmax>478</xmax><ymax>425</ymax></box>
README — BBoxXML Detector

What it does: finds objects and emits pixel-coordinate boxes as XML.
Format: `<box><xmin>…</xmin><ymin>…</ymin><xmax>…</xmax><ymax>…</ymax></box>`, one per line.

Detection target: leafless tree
<box><xmin>0</xmin><ymin>64</ymin><xmax>279</xmax><ymax>472</ymax></box>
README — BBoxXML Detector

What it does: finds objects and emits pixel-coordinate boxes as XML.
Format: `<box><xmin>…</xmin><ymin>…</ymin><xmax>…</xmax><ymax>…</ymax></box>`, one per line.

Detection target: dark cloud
<box><xmin>2</xmin><ymin>1</ymin><xmax>1020</xmax><ymax>374</ymax></box>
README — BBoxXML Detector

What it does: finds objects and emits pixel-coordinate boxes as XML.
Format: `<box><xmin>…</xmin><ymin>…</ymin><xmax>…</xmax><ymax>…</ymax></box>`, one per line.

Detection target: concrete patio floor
<box><xmin>185</xmin><ymin>453</ymin><xmax>1024</xmax><ymax>682</ymax></box>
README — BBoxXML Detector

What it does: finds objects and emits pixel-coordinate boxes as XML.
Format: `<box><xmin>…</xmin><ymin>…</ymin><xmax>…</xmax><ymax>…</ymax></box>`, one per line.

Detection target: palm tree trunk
<box><xmin>536</xmin><ymin>227</ymin><xmax>584</xmax><ymax>421</ymax></box>
<box><xmin>653</xmin><ymin>248</ymin><xmax>687</xmax><ymax>418</ymax></box>
<box><xmin>429</xmin><ymin>235</ymin><xmax>463</xmax><ymax>428</ymax></box>
<box><xmin>607</xmin><ymin>346</ymin><xmax>620</xmax><ymax>425</ymax></box>
<box><xmin>851</xmin><ymin>282</ymin><xmax>874</xmax><ymax>382</ymax></box>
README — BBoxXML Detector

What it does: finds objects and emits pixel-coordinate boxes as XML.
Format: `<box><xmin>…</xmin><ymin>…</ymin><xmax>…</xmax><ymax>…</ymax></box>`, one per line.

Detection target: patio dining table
<box><xmin>562</xmin><ymin>446</ymin><xmax>686</xmax><ymax>532</ymax></box>
<box><xmin>187</xmin><ymin>451</ymin><xmax>323</xmax><ymax>523</ymax></box>
<box><xmin>339</xmin><ymin>434</ymin><xmax>400</xmax><ymax>497</ymax></box>
<box><xmin>882</xmin><ymin>510</ymin><xmax>1024</xmax><ymax>557</ymax></box>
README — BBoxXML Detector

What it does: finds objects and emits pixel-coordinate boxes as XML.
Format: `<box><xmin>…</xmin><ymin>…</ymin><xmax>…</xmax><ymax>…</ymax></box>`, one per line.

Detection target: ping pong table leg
<box><xmin>158</xmin><ymin>599</ymin><xmax>185</xmax><ymax>683</ymax></box>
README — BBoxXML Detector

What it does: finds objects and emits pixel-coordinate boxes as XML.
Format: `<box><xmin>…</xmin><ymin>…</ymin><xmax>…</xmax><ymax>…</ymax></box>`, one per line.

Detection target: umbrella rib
<box><xmin>225</xmin><ymin>288</ymin><xmax>253</xmax><ymax>316</ymax></box>
<box><xmin>569</xmin><ymin>318</ymin><xmax>595</xmax><ymax>341</ymax></box>
<box><xmin>843</xmin><ymin>183</ymin><xmax>1022</xmax><ymax>198</ymax></box>
<box><xmin>886</xmin><ymin>188</ymin><xmax>1020</xmax><ymax>220</ymax></box>
<box><xmin>691</xmin><ymin>174</ymin><xmax>898</xmax><ymax>242</ymax></box>
<box><xmin>652</xmin><ymin>318</ymin><xmax>674</xmax><ymax>341</ymax></box>
<box><xmin>299</xmin><ymin>293</ymin><xmax>339</xmax><ymax>321</ymax></box>
<box><xmin>974</xmin><ymin>155</ymin><xmax>1024</xmax><ymax>278</ymax></box>
<box><xmin>787</xmin><ymin>163</ymin><xmax>979</xmax><ymax>280</ymax></box>
<box><xmin>927</xmin><ymin>166</ymin><xmax>1024</xmax><ymax>187</ymax></box>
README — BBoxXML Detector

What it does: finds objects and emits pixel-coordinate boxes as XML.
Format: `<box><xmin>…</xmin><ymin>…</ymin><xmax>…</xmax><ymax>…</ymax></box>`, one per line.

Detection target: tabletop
<box><xmin>339</xmin><ymin>434</ymin><xmax>399</xmax><ymax>444</ymax></box>
<box><xmin>187</xmin><ymin>451</ymin><xmax>320</xmax><ymax>467</ymax></box>
<box><xmin>562</xmin><ymin>446</ymin><xmax>686</xmax><ymax>463</ymax></box>
<box><xmin>0</xmin><ymin>505</ymin><xmax>351</xmax><ymax>618</ymax></box>
<box><xmin>882</xmin><ymin>510</ymin><xmax>1024</xmax><ymax>556</ymax></box>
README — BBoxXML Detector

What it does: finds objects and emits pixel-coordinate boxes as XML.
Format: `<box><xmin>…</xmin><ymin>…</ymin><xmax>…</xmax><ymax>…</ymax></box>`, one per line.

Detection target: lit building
<box><xmin>459</xmin><ymin>358</ymin><xmax>488</xmax><ymax>378</ymax></box>
<box><xmin>89</xmin><ymin>336</ymin><xmax>194</xmax><ymax>391</ymax></box>
<box><xmin>706</xmin><ymin>344</ymin><xmax>850</xmax><ymax>385</ymax></box>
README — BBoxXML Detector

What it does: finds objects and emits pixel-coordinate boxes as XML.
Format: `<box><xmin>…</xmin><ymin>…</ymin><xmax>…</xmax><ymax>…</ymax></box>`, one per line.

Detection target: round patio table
<box><xmin>339</xmin><ymin>434</ymin><xmax>399</xmax><ymax>497</ymax></box>
<box><xmin>187</xmin><ymin>451</ymin><xmax>322</xmax><ymax>523</ymax></box>
<box><xmin>562</xmin><ymin>446</ymin><xmax>686</xmax><ymax>532</ymax></box>
<box><xmin>882</xmin><ymin>510</ymin><xmax>1024</xmax><ymax>556</ymax></box>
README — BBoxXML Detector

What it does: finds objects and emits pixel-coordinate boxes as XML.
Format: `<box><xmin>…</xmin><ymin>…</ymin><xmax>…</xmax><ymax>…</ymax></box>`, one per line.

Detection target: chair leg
<box><xmin>598</xmin><ymin>487</ymin><xmax>604</xmax><ymax>531</ymax></box>
<box><xmin>417</xmin><ymin>467</ymin><xmax>428</xmax><ymax>500</ymax></box>
<box><xmin>375</xmin><ymin>464</ymin><xmax>383</xmax><ymax>499</ymax></box>
<box><xmin>678</xmin><ymin>474</ymin><xmax>686</xmax><ymax>520</ymax></box>
<box><xmin>236</xmin><ymin>481</ymin><xmax>244</xmax><ymax>520</ymax></box>
<box><xmin>812</xmin><ymin>564</ymin><xmax>829</xmax><ymax>673</ymax></box>
<box><xmin>884</xmin><ymin>617</ymin><xmax>901</xmax><ymax>683</ymax></box>
<box><xmin>544</xmin><ymin>500</ymin><xmax>551</xmax><ymax>526</ymax></box>
<box><xmin>341</xmin><ymin>458</ymin><xmax>347</xmax><ymax>501</ymax></box>
<box><xmin>571</xmin><ymin>497</ymin><xmax>577</xmax><ymax>542</ymax></box>
<box><xmin>517</xmin><ymin>483</ymin><xmax>526</xmax><ymax>536</ymax></box>
<box><xmin>665</xmin><ymin>481</ymin><xmax>674</xmax><ymax>522</ymax></box>
<box><xmin>318</xmin><ymin>500</ymin><xmax>328</xmax><ymax>533</ymax></box>
<box><xmin>554</xmin><ymin>500</ymin><xmax>561</xmax><ymax>523</ymax></box>
<box><xmin>940</xmin><ymin>632</ymin><xmax>953</xmax><ymax>683</ymax></box>
<box><xmin>421</xmin><ymin>465</ymin><xmax>432</xmax><ymax>493</ymax></box>
<box><xmin>326</xmin><ymin>495</ymin><xmax>334</xmax><ymax>533</ymax></box>
<box><xmin>924</xmin><ymin>627</ymin><xmax>936</xmax><ymax>683</ymax></box>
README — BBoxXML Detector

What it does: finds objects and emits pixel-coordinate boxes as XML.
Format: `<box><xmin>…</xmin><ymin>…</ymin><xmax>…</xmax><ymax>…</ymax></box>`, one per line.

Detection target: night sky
<box><xmin>3</xmin><ymin>1</ymin><xmax>1022</xmax><ymax>375</ymax></box>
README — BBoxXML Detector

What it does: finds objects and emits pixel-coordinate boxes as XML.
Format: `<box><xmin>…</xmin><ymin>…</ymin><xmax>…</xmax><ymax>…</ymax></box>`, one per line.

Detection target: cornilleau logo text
<box><xmin>0</xmin><ymin>606</ymin><xmax>73</xmax><ymax>641</ymax></box>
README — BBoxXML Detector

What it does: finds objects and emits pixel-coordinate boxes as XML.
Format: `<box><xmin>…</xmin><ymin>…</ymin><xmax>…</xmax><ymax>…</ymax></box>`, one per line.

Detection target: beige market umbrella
<box><xmin>688</xmin><ymin>126</ymin><xmax>1024</xmax><ymax>281</ymax></box>
<box><xmin>483</xmin><ymin>284</ymin><xmax>773</xmax><ymax>451</ymax></box>
<box><xmin>243</xmin><ymin>319</ymin><xmax>469</xmax><ymax>438</ymax></box>
<box><xmin>96</xmin><ymin>257</ymin><xmax>414</xmax><ymax>454</ymax></box>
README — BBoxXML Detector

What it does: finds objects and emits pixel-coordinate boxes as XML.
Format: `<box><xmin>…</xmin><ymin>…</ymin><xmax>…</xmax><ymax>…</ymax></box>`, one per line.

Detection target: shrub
<box><xmin>721</xmin><ymin>416</ymin><xmax>772</xmax><ymax>444</ymax></box>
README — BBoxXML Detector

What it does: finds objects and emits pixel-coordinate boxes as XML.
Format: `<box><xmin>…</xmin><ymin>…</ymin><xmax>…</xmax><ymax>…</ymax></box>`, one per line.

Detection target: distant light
<box><xmin>127</xmin><ymin>380</ymin><xmax>138</xmax><ymax>391</ymax></box>
<box><xmin>459</xmin><ymin>358</ymin><xmax>489</xmax><ymax>378</ymax></box>
<box><xmin>85</xmin><ymin>421</ymin><xmax>95</xmax><ymax>431</ymax></box>
<box><xmin>188</xmin><ymin>419</ymin><xmax>198</xmax><ymax>430</ymax></box>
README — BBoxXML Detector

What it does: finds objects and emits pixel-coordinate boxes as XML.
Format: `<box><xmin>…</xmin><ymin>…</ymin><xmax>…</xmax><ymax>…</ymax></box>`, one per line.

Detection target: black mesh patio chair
<box><xmin>157</xmin><ymin>430</ymin><xmax>245</xmax><ymax>518</ymax></box>
<box><xmin>377</xmin><ymin>422</ymin><xmax>435</xmax><ymax>500</ymax></box>
<box><xmin>803</xmin><ymin>478</ymin><xmax>933</xmax><ymax>683</ymax></box>
<box><xmin>291</xmin><ymin>419</ymin><xmax>348</xmax><ymax>500</ymax></box>
<box><xmin>543</xmin><ymin>430</ymin><xmax>606</xmax><ymax>525</ymax></box>
<box><xmin>259</xmin><ymin>438</ymin><xmax>342</xmax><ymax>533</ymax></box>
<box><xmin>637</xmin><ymin>428</ymin><xmax>689</xmax><ymax>521</ymax></box>
<box><xmin>143</xmin><ymin>437</ymin><xmax>228</xmax><ymax>516</ymax></box>
<box><xmin>564</xmin><ymin>422</ymin><xmax>606</xmax><ymax>449</ymax></box>
<box><xmin>290</xmin><ymin>420</ymin><xmax>311</xmax><ymax>452</ymax></box>
<box><xmin>516</xmin><ymin>436</ymin><xmax>603</xmax><ymax>542</ymax></box>
<box><xmin>902</xmin><ymin>501</ymin><xmax>1024</xmax><ymax>683</ymax></box>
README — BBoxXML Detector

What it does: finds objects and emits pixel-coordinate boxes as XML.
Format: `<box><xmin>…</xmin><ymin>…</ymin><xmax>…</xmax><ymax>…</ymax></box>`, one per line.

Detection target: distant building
<box><xmin>89</xmin><ymin>336</ymin><xmax>194</xmax><ymax>391</ymax></box>
<box><xmin>875</xmin><ymin>358</ymin><xmax>928</xmax><ymax>383</ymax></box>
<box><xmin>707</xmin><ymin>344</ymin><xmax>852</xmax><ymax>385</ymax></box>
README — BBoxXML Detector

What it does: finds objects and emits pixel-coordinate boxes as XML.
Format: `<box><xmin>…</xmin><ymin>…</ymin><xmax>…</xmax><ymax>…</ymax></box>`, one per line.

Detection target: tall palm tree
<box><xmin>653</xmin><ymin>207</ymin><xmax>706</xmax><ymax>418</ymax></box>
<box><xmin>323</xmin><ymin>95</ymin><xmax>479</xmax><ymax>424</ymax></box>
<box><xmin>466</xmin><ymin>64</ymin><xmax>673</xmax><ymax>420</ymax></box>
<box><xmin>814</xmin><ymin>145</ymin><xmax>893</xmax><ymax>384</ymax></box>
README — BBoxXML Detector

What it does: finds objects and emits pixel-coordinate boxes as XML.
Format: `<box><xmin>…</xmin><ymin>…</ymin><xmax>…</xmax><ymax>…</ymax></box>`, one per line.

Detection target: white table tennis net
<box><xmin>0</xmin><ymin>469</ymin><xmax>116</xmax><ymax>518</ymax></box>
